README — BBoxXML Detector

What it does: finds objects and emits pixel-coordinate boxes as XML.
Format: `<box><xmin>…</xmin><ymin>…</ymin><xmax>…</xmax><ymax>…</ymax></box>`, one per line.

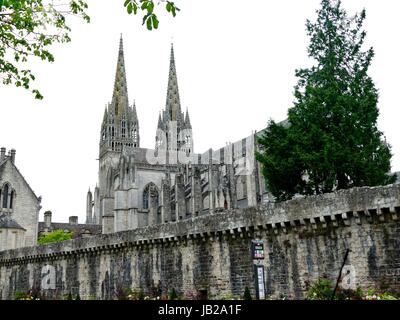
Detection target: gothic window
<box><xmin>243</xmin><ymin>178</ymin><xmax>247</xmax><ymax>198</ymax></box>
<box><xmin>10</xmin><ymin>190</ymin><xmax>15</xmax><ymax>209</ymax></box>
<box><xmin>102</xmin><ymin>129</ymin><xmax>106</xmax><ymax>141</ymax></box>
<box><xmin>122</xmin><ymin>128</ymin><xmax>126</xmax><ymax>138</ymax></box>
<box><xmin>2</xmin><ymin>184</ymin><xmax>9</xmax><ymax>208</ymax></box>
<box><xmin>143</xmin><ymin>183</ymin><xmax>159</xmax><ymax>210</ymax></box>
<box><xmin>143</xmin><ymin>188</ymin><xmax>149</xmax><ymax>209</ymax></box>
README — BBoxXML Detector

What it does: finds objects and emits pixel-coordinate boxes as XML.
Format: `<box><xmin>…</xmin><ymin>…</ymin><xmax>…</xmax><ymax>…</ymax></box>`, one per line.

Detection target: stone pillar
<box><xmin>101</xmin><ymin>197</ymin><xmax>114</xmax><ymax>233</ymax></box>
<box><xmin>93</xmin><ymin>186</ymin><xmax>100</xmax><ymax>224</ymax></box>
<box><xmin>245</xmin><ymin>134</ymin><xmax>257</xmax><ymax>207</ymax></box>
<box><xmin>175</xmin><ymin>174</ymin><xmax>185</xmax><ymax>220</ymax></box>
<box><xmin>102</xmin><ymin>214</ymin><xmax>114</xmax><ymax>234</ymax></box>
<box><xmin>191</xmin><ymin>167</ymin><xmax>202</xmax><ymax>217</ymax></box>
<box><xmin>86</xmin><ymin>189</ymin><xmax>93</xmax><ymax>224</ymax></box>
<box><xmin>208</xmin><ymin>150</ymin><xmax>216</xmax><ymax>214</ymax></box>
<box><xmin>161</xmin><ymin>179</ymin><xmax>171</xmax><ymax>223</ymax></box>
<box><xmin>148</xmin><ymin>185</ymin><xmax>159</xmax><ymax>226</ymax></box>
<box><xmin>0</xmin><ymin>147</ymin><xmax>5</xmax><ymax>160</ymax></box>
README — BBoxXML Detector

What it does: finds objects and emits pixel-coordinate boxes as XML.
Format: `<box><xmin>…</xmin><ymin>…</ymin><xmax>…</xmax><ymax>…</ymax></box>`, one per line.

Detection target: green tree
<box><xmin>0</xmin><ymin>0</ymin><xmax>89</xmax><ymax>99</ymax></box>
<box><xmin>123</xmin><ymin>0</ymin><xmax>180</xmax><ymax>31</ymax></box>
<box><xmin>257</xmin><ymin>0</ymin><xmax>395</xmax><ymax>200</ymax></box>
<box><xmin>38</xmin><ymin>229</ymin><xmax>73</xmax><ymax>245</ymax></box>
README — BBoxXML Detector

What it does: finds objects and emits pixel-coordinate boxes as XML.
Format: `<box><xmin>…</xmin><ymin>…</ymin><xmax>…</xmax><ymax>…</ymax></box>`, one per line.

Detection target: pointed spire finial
<box><xmin>111</xmin><ymin>35</ymin><xmax>128</xmax><ymax>117</ymax></box>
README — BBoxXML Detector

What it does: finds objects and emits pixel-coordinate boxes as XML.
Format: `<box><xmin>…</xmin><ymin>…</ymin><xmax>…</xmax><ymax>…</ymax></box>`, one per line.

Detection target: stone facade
<box><xmin>0</xmin><ymin>147</ymin><xmax>41</xmax><ymax>249</ymax></box>
<box><xmin>87</xmin><ymin>37</ymin><xmax>267</xmax><ymax>236</ymax></box>
<box><xmin>1</xmin><ymin>184</ymin><xmax>399</xmax><ymax>300</ymax></box>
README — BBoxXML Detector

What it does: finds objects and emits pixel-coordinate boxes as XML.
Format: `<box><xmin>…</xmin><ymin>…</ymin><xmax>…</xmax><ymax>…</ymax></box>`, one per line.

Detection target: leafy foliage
<box><xmin>0</xmin><ymin>0</ymin><xmax>89</xmax><ymax>99</ymax></box>
<box><xmin>306</xmin><ymin>278</ymin><xmax>334</xmax><ymax>300</ymax></box>
<box><xmin>168</xmin><ymin>288</ymin><xmax>178</xmax><ymax>300</ymax></box>
<box><xmin>306</xmin><ymin>278</ymin><xmax>399</xmax><ymax>300</ymax></box>
<box><xmin>38</xmin><ymin>229</ymin><xmax>73</xmax><ymax>245</ymax></box>
<box><xmin>257</xmin><ymin>0</ymin><xmax>394</xmax><ymax>201</ymax></box>
<box><xmin>243</xmin><ymin>286</ymin><xmax>252</xmax><ymax>300</ymax></box>
<box><xmin>124</xmin><ymin>0</ymin><xmax>180</xmax><ymax>31</ymax></box>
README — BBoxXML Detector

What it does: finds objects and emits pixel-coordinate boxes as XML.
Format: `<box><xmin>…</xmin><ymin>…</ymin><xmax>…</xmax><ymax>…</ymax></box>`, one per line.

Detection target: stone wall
<box><xmin>1</xmin><ymin>184</ymin><xmax>400</xmax><ymax>300</ymax></box>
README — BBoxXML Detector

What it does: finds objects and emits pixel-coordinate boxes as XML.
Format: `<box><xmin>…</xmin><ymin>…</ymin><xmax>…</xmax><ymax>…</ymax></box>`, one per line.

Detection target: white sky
<box><xmin>1</xmin><ymin>0</ymin><xmax>399</xmax><ymax>224</ymax></box>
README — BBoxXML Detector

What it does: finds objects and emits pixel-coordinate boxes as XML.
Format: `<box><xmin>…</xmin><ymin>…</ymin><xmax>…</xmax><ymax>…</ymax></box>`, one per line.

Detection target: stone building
<box><xmin>38</xmin><ymin>211</ymin><xmax>102</xmax><ymax>239</ymax></box>
<box><xmin>0</xmin><ymin>147</ymin><xmax>41</xmax><ymax>250</ymax></box>
<box><xmin>86</xmin><ymin>37</ymin><xmax>269</xmax><ymax>234</ymax></box>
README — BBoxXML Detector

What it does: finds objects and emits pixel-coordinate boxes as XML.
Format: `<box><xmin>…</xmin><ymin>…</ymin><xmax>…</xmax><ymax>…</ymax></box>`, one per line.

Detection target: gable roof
<box><xmin>0</xmin><ymin>157</ymin><xmax>40</xmax><ymax>202</ymax></box>
<box><xmin>0</xmin><ymin>213</ymin><xmax>26</xmax><ymax>230</ymax></box>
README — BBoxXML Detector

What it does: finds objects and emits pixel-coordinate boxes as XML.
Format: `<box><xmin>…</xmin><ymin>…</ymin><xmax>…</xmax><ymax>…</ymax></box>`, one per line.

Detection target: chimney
<box><xmin>69</xmin><ymin>216</ymin><xmax>78</xmax><ymax>225</ymax></box>
<box><xmin>0</xmin><ymin>147</ymin><xmax>5</xmax><ymax>160</ymax></box>
<box><xmin>44</xmin><ymin>211</ymin><xmax>52</xmax><ymax>228</ymax></box>
<box><xmin>10</xmin><ymin>149</ymin><xmax>16</xmax><ymax>164</ymax></box>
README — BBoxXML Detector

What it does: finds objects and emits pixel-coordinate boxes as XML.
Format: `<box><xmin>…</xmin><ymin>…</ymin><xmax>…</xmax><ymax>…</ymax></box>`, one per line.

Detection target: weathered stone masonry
<box><xmin>1</xmin><ymin>184</ymin><xmax>400</xmax><ymax>300</ymax></box>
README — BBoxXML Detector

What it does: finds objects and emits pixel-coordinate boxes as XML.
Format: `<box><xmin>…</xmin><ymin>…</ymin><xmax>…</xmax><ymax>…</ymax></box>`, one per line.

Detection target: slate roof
<box><xmin>38</xmin><ymin>222</ymin><xmax>102</xmax><ymax>239</ymax></box>
<box><xmin>0</xmin><ymin>213</ymin><xmax>26</xmax><ymax>230</ymax></box>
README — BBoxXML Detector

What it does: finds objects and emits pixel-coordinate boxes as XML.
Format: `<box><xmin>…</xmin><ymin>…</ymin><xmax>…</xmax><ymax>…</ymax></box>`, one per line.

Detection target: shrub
<box><xmin>306</xmin><ymin>278</ymin><xmax>333</xmax><ymax>300</ymax></box>
<box><xmin>169</xmin><ymin>288</ymin><xmax>178</xmax><ymax>300</ymax></box>
<box><xmin>243</xmin><ymin>287</ymin><xmax>252</xmax><ymax>300</ymax></box>
<box><xmin>38</xmin><ymin>230</ymin><xmax>73</xmax><ymax>245</ymax></box>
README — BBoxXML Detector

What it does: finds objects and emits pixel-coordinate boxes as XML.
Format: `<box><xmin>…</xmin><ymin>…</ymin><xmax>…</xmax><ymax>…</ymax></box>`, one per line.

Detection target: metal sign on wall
<box><xmin>252</xmin><ymin>240</ymin><xmax>266</xmax><ymax>299</ymax></box>
<box><xmin>254</xmin><ymin>265</ymin><xmax>266</xmax><ymax>300</ymax></box>
<box><xmin>251</xmin><ymin>240</ymin><xmax>265</xmax><ymax>260</ymax></box>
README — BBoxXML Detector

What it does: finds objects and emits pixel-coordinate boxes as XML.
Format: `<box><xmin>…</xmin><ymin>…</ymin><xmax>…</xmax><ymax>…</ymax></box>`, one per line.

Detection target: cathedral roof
<box><xmin>0</xmin><ymin>214</ymin><xmax>26</xmax><ymax>230</ymax></box>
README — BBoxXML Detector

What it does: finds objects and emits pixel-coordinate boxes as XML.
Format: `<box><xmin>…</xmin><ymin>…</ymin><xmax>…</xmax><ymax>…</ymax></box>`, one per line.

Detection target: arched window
<box><xmin>143</xmin><ymin>183</ymin><xmax>159</xmax><ymax>210</ymax></box>
<box><xmin>2</xmin><ymin>184</ymin><xmax>9</xmax><ymax>208</ymax></box>
<box><xmin>143</xmin><ymin>188</ymin><xmax>149</xmax><ymax>209</ymax></box>
<box><xmin>10</xmin><ymin>190</ymin><xmax>15</xmax><ymax>209</ymax></box>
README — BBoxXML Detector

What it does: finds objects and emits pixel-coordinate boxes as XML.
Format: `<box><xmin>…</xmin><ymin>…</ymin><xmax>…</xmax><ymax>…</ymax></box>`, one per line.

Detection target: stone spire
<box><xmin>165</xmin><ymin>43</ymin><xmax>181</xmax><ymax>121</ymax></box>
<box><xmin>185</xmin><ymin>108</ymin><xmax>191</xmax><ymax>129</ymax></box>
<box><xmin>111</xmin><ymin>34</ymin><xmax>129</xmax><ymax>119</ymax></box>
<box><xmin>157</xmin><ymin>112</ymin><xmax>163</xmax><ymax>129</ymax></box>
<box><xmin>99</xmin><ymin>35</ymin><xmax>140</xmax><ymax>156</ymax></box>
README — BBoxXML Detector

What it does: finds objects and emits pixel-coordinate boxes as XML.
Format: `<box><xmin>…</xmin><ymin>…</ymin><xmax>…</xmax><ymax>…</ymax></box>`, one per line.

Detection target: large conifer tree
<box><xmin>257</xmin><ymin>0</ymin><xmax>395</xmax><ymax>201</ymax></box>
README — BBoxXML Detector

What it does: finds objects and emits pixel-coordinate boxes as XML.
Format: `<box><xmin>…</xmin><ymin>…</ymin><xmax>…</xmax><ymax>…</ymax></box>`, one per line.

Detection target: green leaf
<box><xmin>124</xmin><ymin>0</ymin><xmax>131</xmax><ymax>7</ymax></box>
<box><xmin>146</xmin><ymin>15</ymin><xmax>153</xmax><ymax>30</ymax></box>
<box><xmin>147</xmin><ymin>1</ymin><xmax>154</xmax><ymax>13</ymax></box>
<box><xmin>166</xmin><ymin>2</ymin><xmax>171</xmax><ymax>12</ymax></box>
<box><xmin>152</xmin><ymin>14</ymin><xmax>159</xmax><ymax>29</ymax></box>
<box><xmin>127</xmin><ymin>2</ymin><xmax>133</xmax><ymax>14</ymax></box>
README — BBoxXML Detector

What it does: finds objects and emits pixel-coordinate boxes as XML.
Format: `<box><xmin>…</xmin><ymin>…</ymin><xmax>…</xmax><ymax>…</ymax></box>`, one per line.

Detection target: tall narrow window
<box><xmin>10</xmin><ymin>190</ymin><xmax>14</xmax><ymax>209</ymax></box>
<box><xmin>143</xmin><ymin>188</ymin><xmax>149</xmax><ymax>209</ymax></box>
<box><xmin>2</xmin><ymin>184</ymin><xmax>9</xmax><ymax>208</ymax></box>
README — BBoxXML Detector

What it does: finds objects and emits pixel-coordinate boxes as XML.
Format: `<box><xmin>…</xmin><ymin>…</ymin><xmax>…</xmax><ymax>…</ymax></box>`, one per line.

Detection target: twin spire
<box><xmin>111</xmin><ymin>34</ymin><xmax>129</xmax><ymax>118</ymax></box>
<box><xmin>104</xmin><ymin>36</ymin><xmax>192</xmax><ymax>153</ymax></box>
<box><xmin>165</xmin><ymin>43</ymin><xmax>182</xmax><ymax>122</ymax></box>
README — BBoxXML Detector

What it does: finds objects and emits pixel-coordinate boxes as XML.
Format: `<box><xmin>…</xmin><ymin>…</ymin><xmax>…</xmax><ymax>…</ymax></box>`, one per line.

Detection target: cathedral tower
<box><xmin>155</xmin><ymin>44</ymin><xmax>193</xmax><ymax>157</ymax></box>
<box><xmin>96</xmin><ymin>35</ymin><xmax>139</xmax><ymax>232</ymax></box>
<box><xmin>100</xmin><ymin>35</ymin><xmax>140</xmax><ymax>157</ymax></box>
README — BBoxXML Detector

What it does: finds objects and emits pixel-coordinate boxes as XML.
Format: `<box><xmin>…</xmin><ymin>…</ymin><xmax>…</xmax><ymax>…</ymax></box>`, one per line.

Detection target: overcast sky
<box><xmin>1</xmin><ymin>0</ymin><xmax>399</xmax><ymax>224</ymax></box>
